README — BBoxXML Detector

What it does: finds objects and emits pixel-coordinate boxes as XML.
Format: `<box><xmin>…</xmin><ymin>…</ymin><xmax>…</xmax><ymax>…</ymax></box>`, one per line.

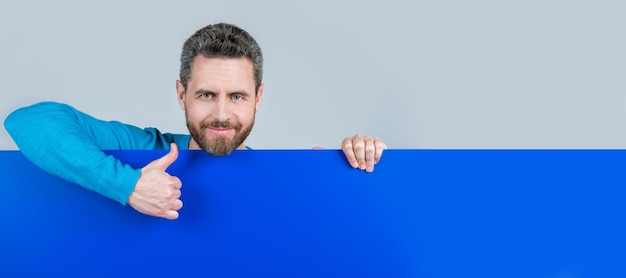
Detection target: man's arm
<box><xmin>4</xmin><ymin>101</ymin><xmax>184</xmax><ymax>219</ymax></box>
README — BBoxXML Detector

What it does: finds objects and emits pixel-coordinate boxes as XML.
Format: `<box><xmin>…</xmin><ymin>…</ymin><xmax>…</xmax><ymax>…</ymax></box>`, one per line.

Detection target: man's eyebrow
<box><xmin>192</xmin><ymin>89</ymin><xmax>251</xmax><ymax>96</ymax></box>
<box><xmin>193</xmin><ymin>89</ymin><xmax>216</xmax><ymax>96</ymax></box>
<box><xmin>230</xmin><ymin>91</ymin><xmax>251</xmax><ymax>96</ymax></box>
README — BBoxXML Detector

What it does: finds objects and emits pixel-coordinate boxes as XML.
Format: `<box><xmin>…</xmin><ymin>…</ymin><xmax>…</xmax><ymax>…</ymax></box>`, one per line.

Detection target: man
<box><xmin>4</xmin><ymin>23</ymin><xmax>386</xmax><ymax>220</ymax></box>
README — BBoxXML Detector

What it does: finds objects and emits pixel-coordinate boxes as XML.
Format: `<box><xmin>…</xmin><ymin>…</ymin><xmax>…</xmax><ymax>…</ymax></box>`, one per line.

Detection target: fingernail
<box><xmin>352</xmin><ymin>163</ymin><xmax>358</xmax><ymax>168</ymax></box>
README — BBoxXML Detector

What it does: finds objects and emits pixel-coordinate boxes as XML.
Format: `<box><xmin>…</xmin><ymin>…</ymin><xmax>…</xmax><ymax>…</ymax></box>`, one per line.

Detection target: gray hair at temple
<box><xmin>179</xmin><ymin>23</ymin><xmax>264</xmax><ymax>93</ymax></box>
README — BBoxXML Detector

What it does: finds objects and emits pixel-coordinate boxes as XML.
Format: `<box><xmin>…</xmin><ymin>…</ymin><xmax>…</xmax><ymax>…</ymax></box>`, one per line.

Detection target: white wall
<box><xmin>2</xmin><ymin>0</ymin><xmax>625</xmax><ymax>150</ymax></box>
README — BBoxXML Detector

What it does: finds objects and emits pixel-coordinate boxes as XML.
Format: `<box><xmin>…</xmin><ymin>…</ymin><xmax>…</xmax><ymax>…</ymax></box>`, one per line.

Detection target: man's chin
<box><xmin>205</xmin><ymin>148</ymin><xmax>235</xmax><ymax>156</ymax></box>
<box><xmin>200</xmin><ymin>138</ymin><xmax>238</xmax><ymax>156</ymax></box>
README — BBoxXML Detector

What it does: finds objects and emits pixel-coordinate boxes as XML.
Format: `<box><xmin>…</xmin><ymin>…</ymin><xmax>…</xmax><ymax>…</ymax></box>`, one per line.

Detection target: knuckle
<box><xmin>164</xmin><ymin>191</ymin><xmax>173</xmax><ymax>199</ymax></box>
<box><xmin>342</xmin><ymin>140</ymin><xmax>353</xmax><ymax>149</ymax></box>
<box><xmin>353</xmin><ymin>141</ymin><xmax>365</xmax><ymax>150</ymax></box>
<box><xmin>168</xmin><ymin>178</ymin><xmax>179</xmax><ymax>188</ymax></box>
<box><xmin>155</xmin><ymin>208</ymin><xmax>166</xmax><ymax>216</ymax></box>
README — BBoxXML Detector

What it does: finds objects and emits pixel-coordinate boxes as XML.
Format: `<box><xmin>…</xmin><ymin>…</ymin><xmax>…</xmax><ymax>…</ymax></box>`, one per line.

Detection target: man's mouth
<box><xmin>208</xmin><ymin>128</ymin><xmax>233</xmax><ymax>135</ymax></box>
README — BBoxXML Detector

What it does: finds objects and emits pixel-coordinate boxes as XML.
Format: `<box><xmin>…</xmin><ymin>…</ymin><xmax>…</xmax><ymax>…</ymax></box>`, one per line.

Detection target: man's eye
<box><xmin>201</xmin><ymin>93</ymin><xmax>213</xmax><ymax>98</ymax></box>
<box><xmin>232</xmin><ymin>94</ymin><xmax>243</xmax><ymax>101</ymax></box>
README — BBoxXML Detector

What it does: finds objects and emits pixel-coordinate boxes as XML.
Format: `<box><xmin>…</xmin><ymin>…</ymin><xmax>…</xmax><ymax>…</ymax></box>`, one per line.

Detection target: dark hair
<box><xmin>179</xmin><ymin>23</ymin><xmax>263</xmax><ymax>92</ymax></box>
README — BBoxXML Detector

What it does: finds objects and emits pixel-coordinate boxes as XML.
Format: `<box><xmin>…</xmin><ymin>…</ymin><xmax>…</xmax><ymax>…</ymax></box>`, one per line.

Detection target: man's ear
<box><xmin>255</xmin><ymin>83</ymin><xmax>264</xmax><ymax>110</ymax></box>
<box><xmin>176</xmin><ymin>80</ymin><xmax>186</xmax><ymax>110</ymax></box>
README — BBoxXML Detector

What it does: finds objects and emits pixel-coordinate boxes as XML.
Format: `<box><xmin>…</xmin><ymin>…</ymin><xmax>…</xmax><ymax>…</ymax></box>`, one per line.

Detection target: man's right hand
<box><xmin>127</xmin><ymin>143</ymin><xmax>183</xmax><ymax>220</ymax></box>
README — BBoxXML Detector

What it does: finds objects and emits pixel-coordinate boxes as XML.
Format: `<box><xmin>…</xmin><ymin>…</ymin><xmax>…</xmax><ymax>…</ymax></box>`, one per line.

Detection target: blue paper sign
<box><xmin>1</xmin><ymin>150</ymin><xmax>625</xmax><ymax>277</ymax></box>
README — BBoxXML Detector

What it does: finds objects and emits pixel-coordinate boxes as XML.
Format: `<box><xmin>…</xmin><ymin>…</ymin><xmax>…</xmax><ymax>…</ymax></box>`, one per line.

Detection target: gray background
<box><xmin>1</xmin><ymin>0</ymin><xmax>625</xmax><ymax>150</ymax></box>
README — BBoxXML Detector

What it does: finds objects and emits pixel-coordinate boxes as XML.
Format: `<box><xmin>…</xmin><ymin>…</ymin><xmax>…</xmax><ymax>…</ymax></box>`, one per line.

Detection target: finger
<box><xmin>163</xmin><ymin>210</ymin><xmax>179</xmax><ymax>220</ymax></box>
<box><xmin>170</xmin><ymin>198</ymin><xmax>183</xmax><ymax>210</ymax></box>
<box><xmin>352</xmin><ymin>139</ymin><xmax>366</xmax><ymax>170</ymax></box>
<box><xmin>164</xmin><ymin>199</ymin><xmax>183</xmax><ymax>219</ymax></box>
<box><xmin>171</xmin><ymin>176</ymin><xmax>183</xmax><ymax>190</ymax></box>
<box><xmin>374</xmin><ymin>138</ymin><xmax>386</xmax><ymax>164</ymax></box>
<box><xmin>169</xmin><ymin>188</ymin><xmax>182</xmax><ymax>199</ymax></box>
<box><xmin>364</xmin><ymin>138</ymin><xmax>376</xmax><ymax>172</ymax></box>
<box><xmin>342</xmin><ymin>137</ymin><xmax>358</xmax><ymax>168</ymax></box>
<box><xmin>148</xmin><ymin>143</ymin><xmax>179</xmax><ymax>171</ymax></box>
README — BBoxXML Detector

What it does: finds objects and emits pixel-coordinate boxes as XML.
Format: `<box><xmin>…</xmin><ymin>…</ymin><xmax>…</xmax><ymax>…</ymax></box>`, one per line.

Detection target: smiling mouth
<box><xmin>208</xmin><ymin>128</ymin><xmax>233</xmax><ymax>135</ymax></box>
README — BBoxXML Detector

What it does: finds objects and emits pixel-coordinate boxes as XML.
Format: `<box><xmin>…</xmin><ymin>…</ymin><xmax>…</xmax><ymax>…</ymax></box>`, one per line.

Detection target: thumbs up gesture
<box><xmin>127</xmin><ymin>143</ymin><xmax>184</xmax><ymax>220</ymax></box>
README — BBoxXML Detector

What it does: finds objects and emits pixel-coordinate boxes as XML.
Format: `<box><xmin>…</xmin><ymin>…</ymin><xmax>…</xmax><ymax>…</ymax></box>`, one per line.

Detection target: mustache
<box><xmin>199</xmin><ymin>120</ymin><xmax>241</xmax><ymax>130</ymax></box>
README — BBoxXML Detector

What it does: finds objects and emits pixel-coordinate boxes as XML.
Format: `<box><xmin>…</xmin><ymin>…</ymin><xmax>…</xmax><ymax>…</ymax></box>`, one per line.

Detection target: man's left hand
<box><xmin>341</xmin><ymin>134</ymin><xmax>387</xmax><ymax>173</ymax></box>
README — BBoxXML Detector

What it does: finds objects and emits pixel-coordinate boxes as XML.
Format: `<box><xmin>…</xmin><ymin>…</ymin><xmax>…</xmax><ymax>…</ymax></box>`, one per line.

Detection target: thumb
<box><xmin>147</xmin><ymin>143</ymin><xmax>179</xmax><ymax>171</ymax></box>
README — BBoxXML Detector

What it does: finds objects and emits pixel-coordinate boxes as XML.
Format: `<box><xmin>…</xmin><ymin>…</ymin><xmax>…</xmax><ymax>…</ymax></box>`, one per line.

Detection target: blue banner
<box><xmin>1</xmin><ymin>150</ymin><xmax>625</xmax><ymax>277</ymax></box>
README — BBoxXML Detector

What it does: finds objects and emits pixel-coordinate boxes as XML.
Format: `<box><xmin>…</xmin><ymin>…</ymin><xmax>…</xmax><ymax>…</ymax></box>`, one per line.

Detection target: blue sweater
<box><xmin>4</xmin><ymin>102</ymin><xmax>191</xmax><ymax>205</ymax></box>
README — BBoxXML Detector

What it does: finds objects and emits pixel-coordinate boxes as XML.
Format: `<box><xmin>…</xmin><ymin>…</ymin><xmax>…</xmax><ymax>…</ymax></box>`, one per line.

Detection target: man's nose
<box><xmin>214</xmin><ymin>97</ymin><xmax>230</xmax><ymax>121</ymax></box>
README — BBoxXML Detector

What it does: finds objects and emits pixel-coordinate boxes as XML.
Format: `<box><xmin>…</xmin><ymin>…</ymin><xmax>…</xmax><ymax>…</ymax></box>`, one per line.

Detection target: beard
<box><xmin>186</xmin><ymin>112</ymin><xmax>254</xmax><ymax>156</ymax></box>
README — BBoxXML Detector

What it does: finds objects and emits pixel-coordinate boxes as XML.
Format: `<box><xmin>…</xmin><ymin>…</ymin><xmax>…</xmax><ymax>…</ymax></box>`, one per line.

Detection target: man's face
<box><xmin>176</xmin><ymin>56</ymin><xmax>263</xmax><ymax>155</ymax></box>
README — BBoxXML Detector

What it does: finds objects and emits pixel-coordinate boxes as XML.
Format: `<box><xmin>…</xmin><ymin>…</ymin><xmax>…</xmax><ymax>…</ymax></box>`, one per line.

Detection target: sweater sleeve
<box><xmin>4</xmin><ymin>101</ymin><xmax>179</xmax><ymax>205</ymax></box>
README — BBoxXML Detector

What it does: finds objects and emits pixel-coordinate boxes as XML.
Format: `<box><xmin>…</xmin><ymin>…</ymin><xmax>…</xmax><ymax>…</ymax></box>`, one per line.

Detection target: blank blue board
<box><xmin>1</xmin><ymin>149</ymin><xmax>625</xmax><ymax>277</ymax></box>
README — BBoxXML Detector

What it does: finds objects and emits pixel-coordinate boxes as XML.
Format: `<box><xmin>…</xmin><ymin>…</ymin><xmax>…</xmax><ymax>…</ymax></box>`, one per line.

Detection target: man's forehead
<box><xmin>188</xmin><ymin>56</ymin><xmax>255</xmax><ymax>90</ymax></box>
